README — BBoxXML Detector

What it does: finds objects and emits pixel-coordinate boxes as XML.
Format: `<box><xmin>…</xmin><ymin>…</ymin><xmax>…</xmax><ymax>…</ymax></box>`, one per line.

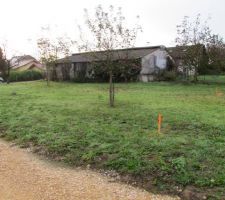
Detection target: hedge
<box><xmin>9</xmin><ymin>70</ymin><xmax>44</xmax><ymax>82</ymax></box>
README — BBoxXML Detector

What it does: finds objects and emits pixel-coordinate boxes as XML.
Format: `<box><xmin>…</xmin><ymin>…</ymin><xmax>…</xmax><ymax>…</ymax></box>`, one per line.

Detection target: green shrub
<box><xmin>9</xmin><ymin>70</ymin><xmax>43</xmax><ymax>82</ymax></box>
<box><xmin>163</xmin><ymin>71</ymin><xmax>177</xmax><ymax>81</ymax></box>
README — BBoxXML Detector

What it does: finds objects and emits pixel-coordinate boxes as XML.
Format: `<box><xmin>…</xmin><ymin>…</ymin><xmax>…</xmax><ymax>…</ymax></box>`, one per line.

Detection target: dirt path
<box><xmin>0</xmin><ymin>140</ymin><xmax>179</xmax><ymax>200</ymax></box>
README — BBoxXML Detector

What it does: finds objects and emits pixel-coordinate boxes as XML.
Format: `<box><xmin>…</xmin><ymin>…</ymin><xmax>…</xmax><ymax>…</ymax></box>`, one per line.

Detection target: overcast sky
<box><xmin>0</xmin><ymin>0</ymin><xmax>225</xmax><ymax>58</ymax></box>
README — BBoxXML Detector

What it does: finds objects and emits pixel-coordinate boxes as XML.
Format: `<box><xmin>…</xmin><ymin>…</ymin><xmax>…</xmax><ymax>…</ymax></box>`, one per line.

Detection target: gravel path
<box><xmin>0</xmin><ymin>139</ymin><xmax>179</xmax><ymax>200</ymax></box>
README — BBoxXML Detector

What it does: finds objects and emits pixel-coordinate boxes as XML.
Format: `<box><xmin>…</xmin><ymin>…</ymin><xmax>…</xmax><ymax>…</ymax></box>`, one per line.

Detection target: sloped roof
<box><xmin>167</xmin><ymin>45</ymin><xmax>205</xmax><ymax>59</ymax></box>
<box><xmin>12</xmin><ymin>55</ymin><xmax>35</xmax><ymax>62</ymax></box>
<box><xmin>167</xmin><ymin>46</ymin><xmax>188</xmax><ymax>59</ymax></box>
<box><xmin>13</xmin><ymin>61</ymin><xmax>43</xmax><ymax>70</ymax></box>
<box><xmin>11</xmin><ymin>55</ymin><xmax>35</xmax><ymax>67</ymax></box>
<box><xmin>57</xmin><ymin>46</ymin><xmax>165</xmax><ymax>64</ymax></box>
<box><xmin>10</xmin><ymin>55</ymin><xmax>43</xmax><ymax>69</ymax></box>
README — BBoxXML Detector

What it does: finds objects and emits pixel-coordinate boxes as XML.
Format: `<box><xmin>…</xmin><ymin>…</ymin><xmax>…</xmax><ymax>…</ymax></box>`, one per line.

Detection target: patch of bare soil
<box><xmin>0</xmin><ymin>139</ymin><xmax>179</xmax><ymax>200</ymax></box>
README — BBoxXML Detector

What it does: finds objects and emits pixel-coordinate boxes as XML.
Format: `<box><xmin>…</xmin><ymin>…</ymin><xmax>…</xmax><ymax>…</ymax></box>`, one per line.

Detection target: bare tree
<box><xmin>37</xmin><ymin>27</ymin><xmax>74</xmax><ymax>86</ymax></box>
<box><xmin>176</xmin><ymin>14</ymin><xmax>212</xmax><ymax>81</ymax></box>
<box><xmin>37</xmin><ymin>37</ymin><xmax>56</xmax><ymax>86</ymax></box>
<box><xmin>77</xmin><ymin>5</ymin><xmax>141</xmax><ymax>107</ymax></box>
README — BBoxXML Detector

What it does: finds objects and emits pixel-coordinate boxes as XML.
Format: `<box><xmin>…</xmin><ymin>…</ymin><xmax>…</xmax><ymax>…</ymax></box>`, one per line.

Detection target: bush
<box><xmin>163</xmin><ymin>71</ymin><xmax>177</xmax><ymax>81</ymax></box>
<box><xmin>9</xmin><ymin>70</ymin><xmax>44</xmax><ymax>82</ymax></box>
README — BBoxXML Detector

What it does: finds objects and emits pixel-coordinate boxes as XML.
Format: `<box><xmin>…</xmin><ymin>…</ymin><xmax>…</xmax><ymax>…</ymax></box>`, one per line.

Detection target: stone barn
<box><xmin>55</xmin><ymin>46</ymin><xmax>175</xmax><ymax>82</ymax></box>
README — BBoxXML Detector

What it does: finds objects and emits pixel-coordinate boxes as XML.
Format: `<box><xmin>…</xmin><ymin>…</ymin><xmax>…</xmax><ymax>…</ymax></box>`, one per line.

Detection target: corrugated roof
<box><xmin>57</xmin><ymin>46</ymin><xmax>164</xmax><ymax>63</ymax></box>
<box><xmin>167</xmin><ymin>45</ymin><xmax>205</xmax><ymax>59</ymax></box>
<box><xmin>167</xmin><ymin>46</ymin><xmax>188</xmax><ymax>59</ymax></box>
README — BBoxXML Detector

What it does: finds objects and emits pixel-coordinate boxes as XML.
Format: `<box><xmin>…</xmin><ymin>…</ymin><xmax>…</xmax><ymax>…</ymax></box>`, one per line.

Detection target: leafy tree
<box><xmin>78</xmin><ymin>5</ymin><xmax>141</xmax><ymax>107</ymax></box>
<box><xmin>0</xmin><ymin>47</ymin><xmax>7</xmax><ymax>79</ymax></box>
<box><xmin>207</xmin><ymin>35</ymin><xmax>225</xmax><ymax>73</ymax></box>
<box><xmin>0</xmin><ymin>43</ymin><xmax>11</xmax><ymax>83</ymax></box>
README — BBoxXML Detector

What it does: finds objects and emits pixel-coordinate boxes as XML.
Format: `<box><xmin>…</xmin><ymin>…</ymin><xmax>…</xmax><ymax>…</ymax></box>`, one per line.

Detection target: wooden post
<box><xmin>109</xmin><ymin>70</ymin><xmax>114</xmax><ymax>107</ymax></box>
<box><xmin>157</xmin><ymin>113</ymin><xmax>163</xmax><ymax>134</ymax></box>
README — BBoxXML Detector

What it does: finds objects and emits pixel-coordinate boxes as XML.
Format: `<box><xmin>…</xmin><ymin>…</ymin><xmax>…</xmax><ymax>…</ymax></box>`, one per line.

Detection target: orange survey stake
<box><xmin>157</xmin><ymin>113</ymin><xmax>163</xmax><ymax>133</ymax></box>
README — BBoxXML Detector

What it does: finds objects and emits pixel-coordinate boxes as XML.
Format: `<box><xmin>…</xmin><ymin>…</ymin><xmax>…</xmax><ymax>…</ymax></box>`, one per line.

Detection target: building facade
<box><xmin>55</xmin><ymin>46</ymin><xmax>176</xmax><ymax>82</ymax></box>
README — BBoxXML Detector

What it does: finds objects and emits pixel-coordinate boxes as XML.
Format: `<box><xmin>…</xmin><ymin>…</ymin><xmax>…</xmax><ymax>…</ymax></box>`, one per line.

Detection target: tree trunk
<box><xmin>185</xmin><ymin>67</ymin><xmax>189</xmax><ymax>81</ymax></box>
<box><xmin>109</xmin><ymin>71</ymin><xmax>114</xmax><ymax>107</ymax></box>
<box><xmin>46</xmin><ymin>66</ymin><xmax>50</xmax><ymax>86</ymax></box>
<box><xmin>7</xmin><ymin>60</ymin><xmax>10</xmax><ymax>84</ymax></box>
<box><xmin>124</xmin><ymin>76</ymin><xmax>128</xmax><ymax>83</ymax></box>
<box><xmin>193</xmin><ymin>67</ymin><xmax>198</xmax><ymax>82</ymax></box>
<box><xmin>112</xmin><ymin>78</ymin><xmax>115</xmax><ymax>103</ymax></box>
<box><xmin>194</xmin><ymin>74</ymin><xmax>198</xmax><ymax>82</ymax></box>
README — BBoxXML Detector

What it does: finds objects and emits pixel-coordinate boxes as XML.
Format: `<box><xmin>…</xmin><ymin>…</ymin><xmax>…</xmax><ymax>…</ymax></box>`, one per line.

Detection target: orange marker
<box><xmin>216</xmin><ymin>88</ymin><xmax>223</xmax><ymax>97</ymax></box>
<box><xmin>157</xmin><ymin>113</ymin><xmax>163</xmax><ymax>134</ymax></box>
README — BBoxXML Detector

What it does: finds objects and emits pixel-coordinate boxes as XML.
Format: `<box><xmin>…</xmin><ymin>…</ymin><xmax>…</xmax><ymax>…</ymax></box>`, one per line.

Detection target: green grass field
<box><xmin>198</xmin><ymin>75</ymin><xmax>225</xmax><ymax>84</ymax></box>
<box><xmin>0</xmin><ymin>81</ymin><xmax>225</xmax><ymax>198</ymax></box>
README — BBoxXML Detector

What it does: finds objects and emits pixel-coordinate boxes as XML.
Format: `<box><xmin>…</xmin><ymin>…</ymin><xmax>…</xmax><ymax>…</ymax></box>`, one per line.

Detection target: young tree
<box><xmin>37</xmin><ymin>37</ymin><xmax>61</xmax><ymax>86</ymax></box>
<box><xmin>78</xmin><ymin>5</ymin><xmax>141</xmax><ymax>107</ymax></box>
<box><xmin>175</xmin><ymin>14</ymin><xmax>211</xmax><ymax>81</ymax></box>
<box><xmin>37</xmin><ymin>28</ymin><xmax>74</xmax><ymax>85</ymax></box>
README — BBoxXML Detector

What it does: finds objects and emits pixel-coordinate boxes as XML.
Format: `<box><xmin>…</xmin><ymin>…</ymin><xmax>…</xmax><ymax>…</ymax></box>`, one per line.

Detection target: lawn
<box><xmin>0</xmin><ymin>81</ymin><xmax>225</xmax><ymax>198</ymax></box>
<box><xmin>198</xmin><ymin>75</ymin><xmax>225</xmax><ymax>84</ymax></box>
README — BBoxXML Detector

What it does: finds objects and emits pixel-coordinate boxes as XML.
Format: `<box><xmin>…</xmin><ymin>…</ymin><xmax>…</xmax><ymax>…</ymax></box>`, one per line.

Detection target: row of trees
<box><xmin>176</xmin><ymin>14</ymin><xmax>225</xmax><ymax>81</ymax></box>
